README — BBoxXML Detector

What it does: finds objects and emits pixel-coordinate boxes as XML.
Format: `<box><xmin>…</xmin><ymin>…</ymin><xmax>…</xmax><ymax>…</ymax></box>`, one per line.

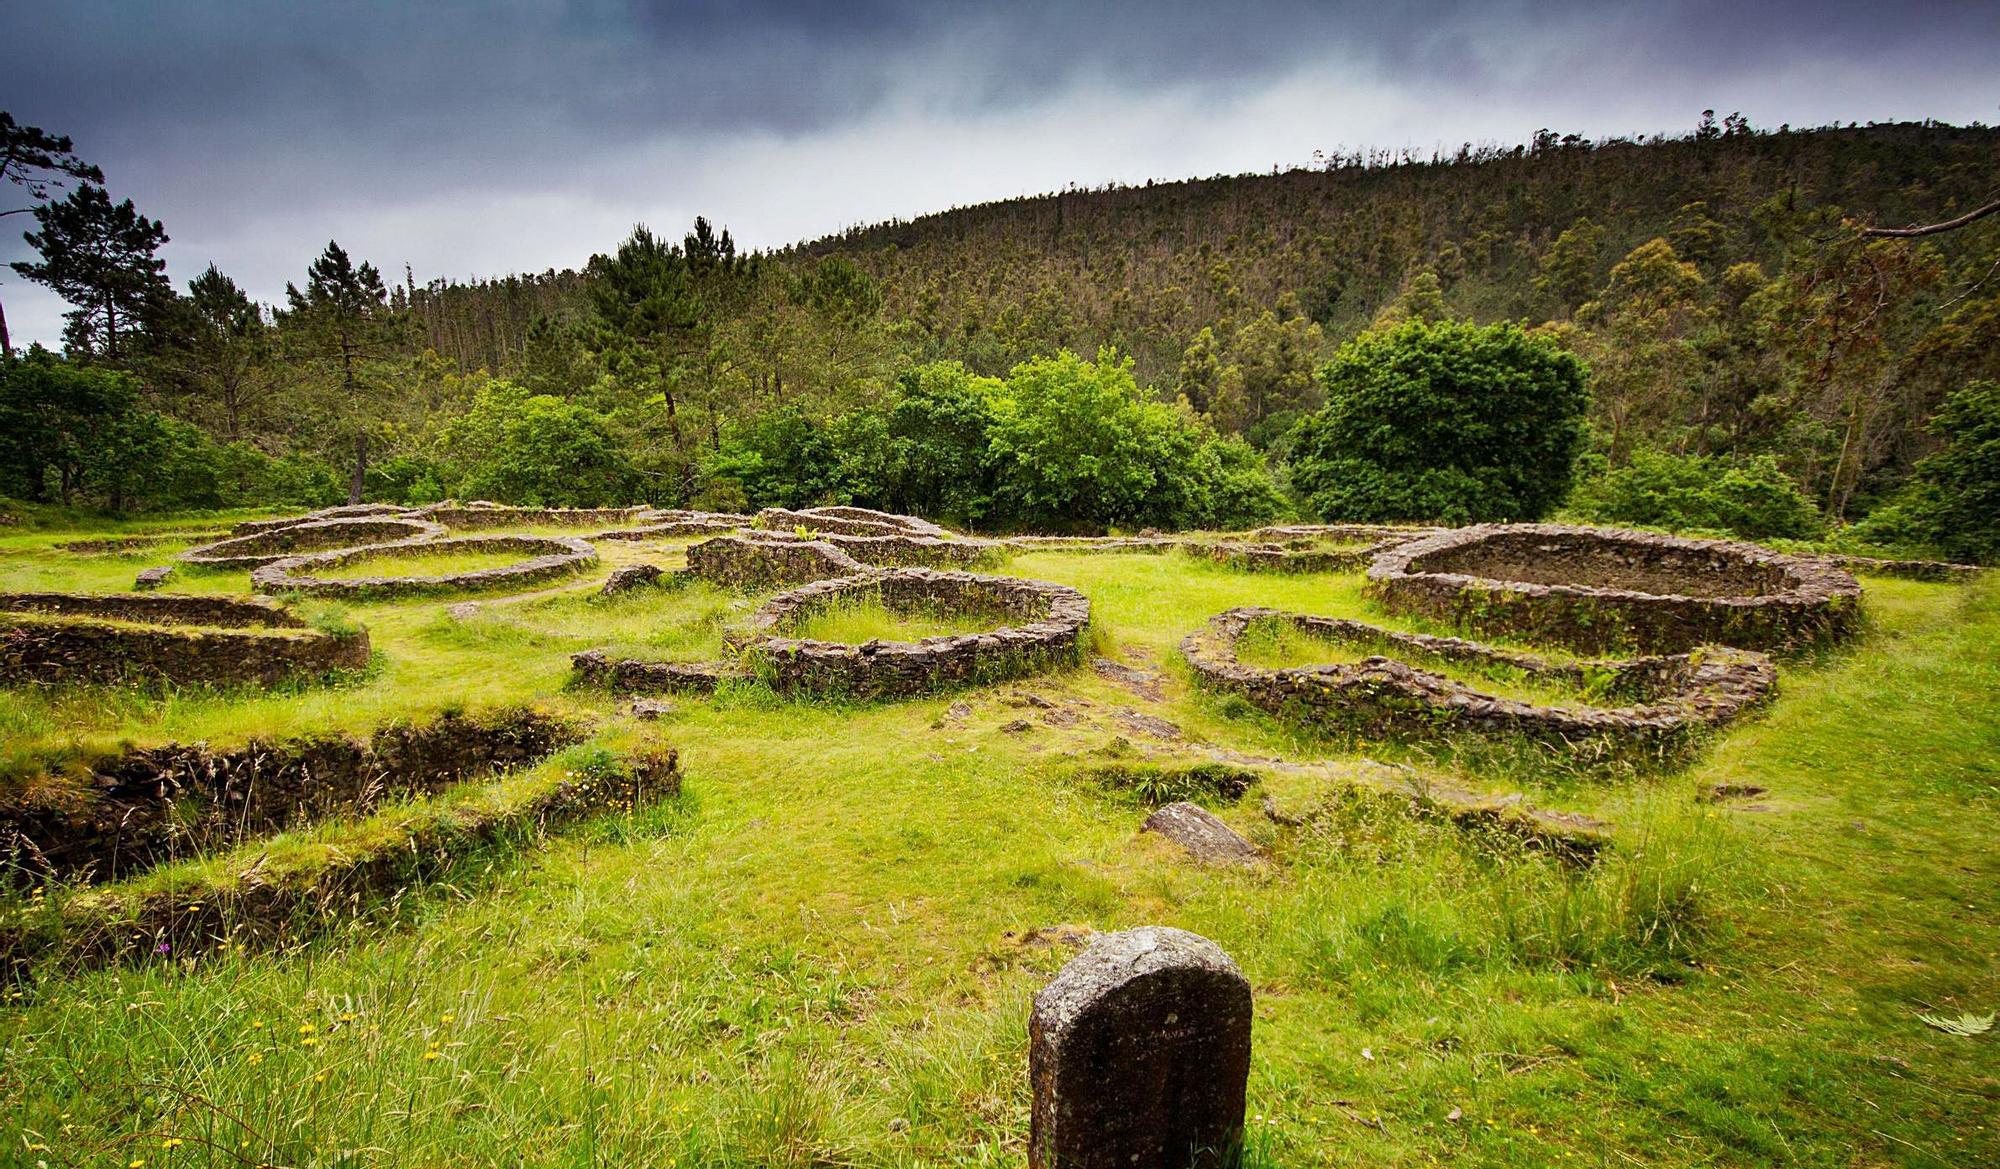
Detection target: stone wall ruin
<box><xmin>1368</xmin><ymin>524</ymin><xmax>1862</xmax><ymax>654</ymax></box>
<box><xmin>252</xmin><ymin>535</ymin><xmax>598</xmax><ymax>599</ymax></box>
<box><xmin>1183</xmin><ymin>606</ymin><xmax>1777</xmax><ymax>762</ymax></box>
<box><xmin>0</xmin><ymin>592</ymin><xmax>370</xmax><ymax>688</ymax></box>
<box><xmin>0</xmin><ymin>706</ymin><xmax>584</xmax><ymax>885</ymax></box>
<box><xmin>744</xmin><ymin>569</ymin><xmax>1091</xmax><ymax>698</ymax></box>
<box><xmin>178</xmin><ymin>516</ymin><xmax>445</xmax><ymax>569</ymax></box>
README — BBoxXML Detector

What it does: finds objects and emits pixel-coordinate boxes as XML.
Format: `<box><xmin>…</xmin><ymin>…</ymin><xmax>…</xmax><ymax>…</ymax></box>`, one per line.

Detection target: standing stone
<box><xmin>1029</xmin><ymin>926</ymin><xmax>1252</xmax><ymax>1169</ymax></box>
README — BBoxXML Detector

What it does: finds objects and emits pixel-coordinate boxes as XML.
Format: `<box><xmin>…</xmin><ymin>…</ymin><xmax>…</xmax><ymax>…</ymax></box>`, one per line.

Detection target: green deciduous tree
<box><xmin>434</xmin><ymin>379</ymin><xmax>636</xmax><ymax>506</ymax></box>
<box><xmin>1288</xmin><ymin>319</ymin><xmax>1589</xmax><ymax>523</ymax></box>
<box><xmin>1854</xmin><ymin>380</ymin><xmax>2000</xmax><ymax>563</ymax></box>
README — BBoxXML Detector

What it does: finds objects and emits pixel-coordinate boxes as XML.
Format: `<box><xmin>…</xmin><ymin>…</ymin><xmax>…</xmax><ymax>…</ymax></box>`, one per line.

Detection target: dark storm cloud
<box><xmin>2</xmin><ymin>0</ymin><xmax>1996</xmax><ymax>346</ymax></box>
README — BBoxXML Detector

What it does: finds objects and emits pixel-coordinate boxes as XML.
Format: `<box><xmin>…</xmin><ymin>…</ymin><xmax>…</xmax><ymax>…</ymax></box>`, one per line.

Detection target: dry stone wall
<box><xmin>179</xmin><ymin>516</ymin><xmax>445</xmax><ymax>568</ymax></box>
<box><xmin>1368</xmin><ymin>524</ymin><xmax>1862</xmax><ymax>654</ymax></box>
<box><xmin>1183</xmin><ymin>606</ymin><xmax>1776</xmax><ymax>762</ymax></box>
<box><xmin>0</xmin><ymin>706</ymin><xmax>584</xmax><ymax>885</ymax></box>
<box><xmin>752</xmin><ymin>505</ymin><xmax>953</xmax><ymax>538</ymax></box>
<box><xmin>252</xmin><ymin>535</ymin><xmax>597</xmax><ymax>599</ymax></box>
<box><xmin>232</xmin><ymin>503</ymin><xmax>415</xmax><ymax>536</ymax></box>
<box><xmin>684</xmin><ymin>534</ymin><xmax>867</xmax><ymax>589</ymax></box>
<box><xmin>0</xmin><ymin>592</ymin><xmax>369</xmax><ymax>688</ymax></box>
<box><xmin>751</xmin><ymin>529</ymin><xmax>1005</xmax><ymax>569</ymax></box>
<box><xmin>419</xmin><ymin>504</ymin><xmax>646</xmax><ymax>530</ymax></box>
<box><xmin>745</xmin><ymin>569</ymin><xmax>1091</xmax><ymax>698</ymax></box>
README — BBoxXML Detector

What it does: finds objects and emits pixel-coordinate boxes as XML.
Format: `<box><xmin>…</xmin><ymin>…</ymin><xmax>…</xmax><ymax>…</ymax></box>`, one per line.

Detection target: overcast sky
<box><xmin>3</xmin><ymin>0</ymin><xmax>1997</xmax><ymax>347</ymax></box>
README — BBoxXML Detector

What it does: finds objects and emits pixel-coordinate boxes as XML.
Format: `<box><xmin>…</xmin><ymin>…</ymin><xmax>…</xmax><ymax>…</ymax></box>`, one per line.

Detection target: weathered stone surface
<box><xmin>685</xmin><ymin>534</ymin><xmax>868</xmax><ymax>589</ymax></box>
<box><xmin>180</xmin><ymin>516</ymin><xmax>445</xmax><ymax>569</ymax></box>
<box><xmin>1368</xmin><ymin>523</ymin><xmax>1863</xmax><ymax>654</ymax></box>
<box><xmin>252</xmin><ymin>535</ymin><xmax>597</xmax><ymax>599</ymax></box>
<box><xmin>0</xmin><ymin>706</ymin><xmax>584</xmax><ymax>884</ymax></box>
<box><xmin>1141</xmin><ymin>803</ymin><xmax>1261</xmax><ymax>867</ymax></box>
<box><xmin>417</xmin><ymin>504</ymin><xmax>647</xmax><ymax>531</ymax></box>
<box><xmin>1093</xmin><ymin>656</ymin><xmax>1165</xmax><ymax>700</ymax></box>
<box><xmin>7</xmin><ymin>745</ymin><xmax>675</xmax><ymax>970</ymax></box>
<box><xmin>1250</xmin><ymin>523</ymin><xmax>1442</xmax><ymax>544</ymax></box>
<box><xmin>132</xmin><ymin>565</ymin><xmax>175</xmax><ymax>590</ymax></box>
<box><xmin>600</xmin><ymin>564</ymin><xmax>666</xmax><ymax>596</ymax></box>
<box><xmin>752</xmin><ymin>528</ymin><xmax>1005</xmax><ymax>569</ymax></box>
<box><xmin>1182</xmin><ymin>606</ymin><xmax>1777</xmax><ymax>763</ymax></box>
<box><xmin>230</xmin><ymin>503</ymin><xmax>417</xmax><ymax>537</ymax></box>
<box><xmin>744</xmin><ymin>569</ymin><xmax>1092</xmax><ymax>698</ymax></box>
<box><xmin>1029</xmin><ymin>926</ymin><xmax>1253</xmax><ymax>1169</ymax></box>
<box><xmin>590</xmin><ymin>517</ymin><xmax>742</xmax><ymax>541</ymax></box>
<box><xmin>58</xmin><ymin>532</ymin><xmax>227</xmax><ymax>554</ymax></box>
<box><xmin>629</xmin><ymin>698</ymin><xmax>676</xmax><ymax>720</ymax></box>
<box><xmin>0</xmin><ymin>591</ymin><xmax>369</xmax><ymax>688</ymax></box>
<box><xmin>753</xmin><ymin>505</ymin><xmax>953</xmax><ymax>538</ymax></box>
<box><xmin>1115</xmin><ymin>709</ymin><xmax>1185</xmax><ymax>741</ymax></box>
<box><xmin>570</xmin><ymin>649</ymin><xmax>745</xmax><ymax>694</ymax></box>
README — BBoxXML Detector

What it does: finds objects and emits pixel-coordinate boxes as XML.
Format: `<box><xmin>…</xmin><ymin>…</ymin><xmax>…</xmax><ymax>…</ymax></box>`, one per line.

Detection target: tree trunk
<box><xmin>349</xmin><ymin>431</ymin><xmax>368</xmax><ymax>504</ymax></box>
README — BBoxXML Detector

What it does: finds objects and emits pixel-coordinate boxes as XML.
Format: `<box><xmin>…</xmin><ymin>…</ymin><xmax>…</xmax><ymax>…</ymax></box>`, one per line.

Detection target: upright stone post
<box><xmin>1029</xmin><ymin>926</ymin><xmax>1252</xmax><ymax>1169</ymax></box>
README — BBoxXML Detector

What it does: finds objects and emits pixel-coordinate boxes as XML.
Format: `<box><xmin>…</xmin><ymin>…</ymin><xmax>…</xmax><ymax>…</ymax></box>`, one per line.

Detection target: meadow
<box><xmin>1</xmin><ymin>520</ymin><xmax>1995</xmax><ymax>1168</ymax></box>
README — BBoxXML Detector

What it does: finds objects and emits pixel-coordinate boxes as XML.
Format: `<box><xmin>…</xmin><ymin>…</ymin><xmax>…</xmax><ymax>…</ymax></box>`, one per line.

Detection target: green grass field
<box><xmin>1</xmin><ymin>522</ymin><xmax>1995</xmax><ymax>1167</ymax></box>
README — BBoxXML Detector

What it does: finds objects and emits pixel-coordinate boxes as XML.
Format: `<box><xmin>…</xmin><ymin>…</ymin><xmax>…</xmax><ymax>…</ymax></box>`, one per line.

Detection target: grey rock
<box><xmin>133</xmin><ymin>565</ymin><xmax>175</xmax><ymax>590</ymax></box>
<box><xmin>600</xmin><ymin>563</ymin><xmax>666</xmax><ymax>596</ymax></box>
<box><xmin>1142</xmin><ymin>802</ymin><xmax>1261</xmax><ymax>868</ymax></box>
<box><xmin>1029</xmin><ymin>926</ymin><xmax>1252</xmax><ymax>1169</ymax></box>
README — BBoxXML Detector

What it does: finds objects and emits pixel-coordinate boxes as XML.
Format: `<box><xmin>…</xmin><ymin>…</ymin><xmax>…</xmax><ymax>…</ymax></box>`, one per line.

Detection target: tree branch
<box><xmin>1859</xmin><ymin>197</ymin><xmax>2000</xmax><ymax>238</ymax></box>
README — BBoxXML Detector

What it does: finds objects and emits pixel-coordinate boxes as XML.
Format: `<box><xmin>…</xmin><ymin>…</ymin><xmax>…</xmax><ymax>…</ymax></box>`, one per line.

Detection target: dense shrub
<box><xmin>985</xmin><ymin>349</ymin><xmax>1284</xmax><ymax>531</ymax></box>
<box><xmin>1845</xmin><ymin>380</ymin><xmax>2000</xmax><ymax>563</ymax></box>
<box><xmin>434</xmin><ymin>380</ymin><xmax>637</xmax><ymax>506</ymax></box>
<box><xmin>1286</xmin><ymin>320</ymin><xmax>1590</xmax><ymax>523</ymax></box>
<box><xmin>0</xmin><ymin>345</ymin><xmax>313</xmax><ymax>513</ymax></box>
<box><xmin>1566</xmin><ymin>448</ymin><xmax>1821</xmax><ymax>539</ymax></box>
<box><xmin>698</xmin><ymin>352</ymin><xmax>1287</xmax><ymax>531</ymax></box>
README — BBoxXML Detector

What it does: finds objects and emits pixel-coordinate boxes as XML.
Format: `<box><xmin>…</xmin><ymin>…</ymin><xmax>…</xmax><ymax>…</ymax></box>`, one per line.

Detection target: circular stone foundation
<box><xmin>1182</xmin><ymin>606</ymin><xmax>1776</xmax><ymax>761</ymax></box>
<box><xmin>1367</xmin><ymin>524</ymin><xmax>1861</xmax><ymax>654</ymax></box>
<box><xmin>752</xmin><ymin>505</ymin><xmax>954</xmax><ymax>539</ymax></box>
<box><xmin>231</xmin><ymin>503</ymin><xmax>419</xmax><ymax>537</ymax></box>
<box><xmin>742</xmin><ymin>569</ymin><xmax>1090</xmax><ymax>697</ymax></box>
<box><xmin>251</xmin><ymin>535</ymin><xmax>597</xmax><ymax>599</ymax></box>
<box><xmin>179</xmin><ymin>516</ymin><xmax>446</xmax><ymax>569</ymax></box>
<box><xmin>0</xmin><ymin>591</ymin><xmax>370</xmax><ymax>687</ymax></box>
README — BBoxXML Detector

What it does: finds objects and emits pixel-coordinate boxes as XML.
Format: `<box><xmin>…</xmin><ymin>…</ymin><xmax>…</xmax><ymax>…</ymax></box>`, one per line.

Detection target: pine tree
<box><xmin>283</xmin><ymin>241</ymin><xmax>393</xmax><ymax>503</ymax></box>
<box><xmin>0</xmin><ymin>111</ymin><xmax>104</xmax><ymax>355</ymax></box>
<box><xmin>10</xmin><ymin>184</ymin><xmax>169</xmax><ymax>362</ymax></box>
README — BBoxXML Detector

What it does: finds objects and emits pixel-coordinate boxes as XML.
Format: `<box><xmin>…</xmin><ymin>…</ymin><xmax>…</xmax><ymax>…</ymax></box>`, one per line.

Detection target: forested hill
<box><xmin>6</xmin><ymin>114</ymin><xmax>1998</xmax><ymax>556</ymax></box>
<box><xmin>787</xmin><ymin>119</ymin><xmax>2000</xmax><ymax>384</ymax></box>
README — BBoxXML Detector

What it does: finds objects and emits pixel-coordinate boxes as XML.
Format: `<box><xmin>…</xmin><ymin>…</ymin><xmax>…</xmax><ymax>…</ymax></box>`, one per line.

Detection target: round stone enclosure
<box><xmin>1182</xmin><ymin>605</ymin><xmax>1777</xmax><ymax>762</ymax></box>
<box><xmin>251</xmin><ymin>535</ymin><xmax>598</xmax><ymax>599</ymax></box>
<box><xmin>1367</xmin><ymin>524</ymin><xmax>1862</xmax><ymax>654</ymax></box>
<box><xmin>231</xmin><ymin>502</ymin><xmax>418</xmax><ymax>537</ymax></box>
<box><xmin>752</xmin><ymin>505</ymin><xmax>954</xmax><ymax>539</ymax></box>
<box><xmin>179</xmin><ymin>516</ymin><xmax>445</xmax><ymax>568</ymax></box>
<box><xmin>0</xmin><ymin>591</ymin><xmax>370</xmax><ymax>687</ymax></box>
<box><xmin>744</xmin><ymin>569</ymin><xmax>1091</xmax><ymax>697</ymax></box>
